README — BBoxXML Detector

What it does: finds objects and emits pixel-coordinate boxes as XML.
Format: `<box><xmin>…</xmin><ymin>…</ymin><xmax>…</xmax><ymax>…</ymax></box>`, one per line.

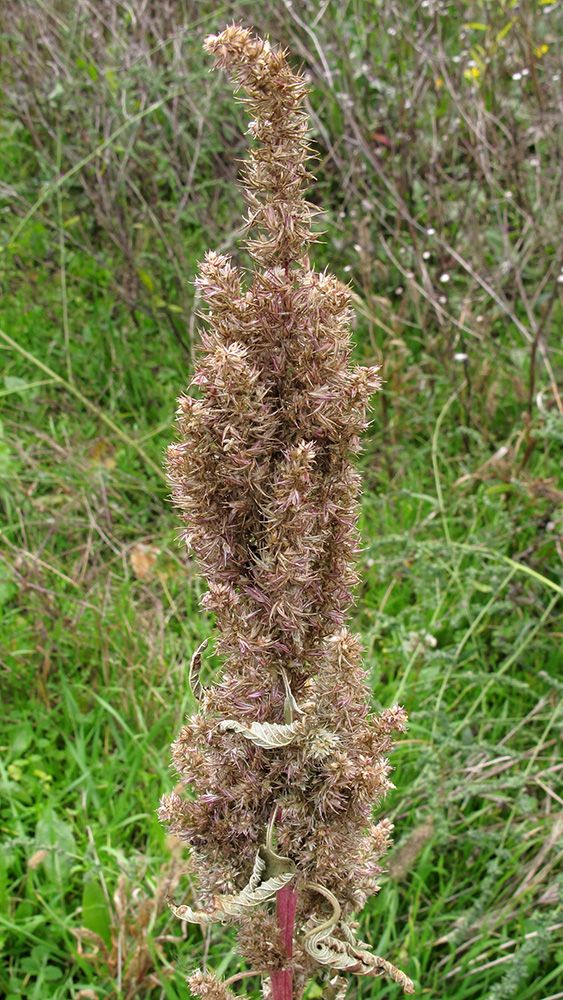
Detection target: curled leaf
<box><xmin>281</xmin><ymin>668</ymin><xmax>306</xmax><ymax>723</ymax></box>
<box><xmin>166</xmin><ymin>896</ymin><xmax>218</xmax><ymax>924</ymax></box>
<box><xmin>70</xmin><ymin>927</ymin><xmax>110</xmax><ymax>962</ymax></box>
<box><xmin>322</xmin><ymin>976</ymin><xmax>348</xmax><ymax>1000</ymax></box>
<box><xmin>301</xmin><ymin>885</ymin><xmax>413</xmax><ymax>994</ymax></box>
<box><xmin>248</xmin><ymin>849</ymin><xmax>267</xmax><ymax>890</ymax></box>
<box><xmin>167</xmin><ymin>836</ymin><xmax>296</xmax><ymax>925</ymax></box>
<box><xmin>303</xmin><ymin>928</ymin><xmax>352</xmax><ymax>969</ymax></box>
<box><xmin>219</xmin><ymin>718</ymin><xmax>304</xmax><ymax>748</ymax></box>
<box><xmin>260</xmin><ymin>809</ymin><xmax>296</xmax><ymax>878</ymax></box>
<box><xmin>364</xmin><ymin>955</ymin><xmax>415</xmax><ymax>994</ymax></box>
<box><xmin>302</xmin><ymin>882</ymin><xmax>341</xmax><ymax>944</ymax></box>
<box><xmin>303</xmin><ymin>929</ymin><xmax>414</xmax><ymax>992</ymax></box>
<box><xmin>214</xmin><ymin>870</ymin><xmax>295</xmax><ymax>915</ymax></box>
<box><xmin>189</xmin><ymin>638</ymin><xmax>209</xmax><ymax>702</ymax></box>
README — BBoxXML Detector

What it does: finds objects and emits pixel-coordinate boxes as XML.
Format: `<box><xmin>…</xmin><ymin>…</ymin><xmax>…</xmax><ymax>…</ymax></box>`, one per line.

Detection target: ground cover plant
<box><xmin>1</xmin><ymin>1</ymin><xmax>563</xmax><ymax>999</ymax></box>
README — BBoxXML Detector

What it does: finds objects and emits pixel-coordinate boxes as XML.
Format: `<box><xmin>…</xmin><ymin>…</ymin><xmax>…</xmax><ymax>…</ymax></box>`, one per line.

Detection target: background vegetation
<box><xmin>1</xmin><ymin>1</ymin><xmax>562</xmax><ymax>998</ymax></box>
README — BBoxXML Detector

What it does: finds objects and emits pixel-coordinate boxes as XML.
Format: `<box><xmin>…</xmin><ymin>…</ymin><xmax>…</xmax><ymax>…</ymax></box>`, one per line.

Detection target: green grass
<box><xmin>1</xmin><ymin>1</ymin><xmax>563</xmax><ymax>998</ymax></box>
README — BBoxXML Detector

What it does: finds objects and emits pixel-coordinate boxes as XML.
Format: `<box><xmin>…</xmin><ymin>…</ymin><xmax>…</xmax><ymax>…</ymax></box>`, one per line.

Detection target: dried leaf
<box><xmin>281</xmin><ymin>668</ymin><xmax>306</xmax><ymax>723</ymax></box>
<box><xmin>303</xmin><ymin>916</ymin><xmax>414</xmax><ymax>994</ymax></box>
<box><xmin>255</xmin><ymin>809</ymin><xmax>297</xmax><ymax>881</ymax></box>
<box><xmin>214</xmin><ymin>870</ymin><xmax>295</xmax><ymax>915</ymax></box>
<box><xmin>129</xmin><ymin>542</ymin><xmax>160</xmax><ymax>580</ymax></box>
<box><xmin>113</xmin><ymin>873</ymin><xmax>128</xmax><ymax>923</ymax></box>
<box><xmin>189</xmin><ymin>638</ymin><xmax>209</xmax><ymax>702</ymax></box>
<box><xmin>248</xmin><ymin>849</ymin><xmax>267</xmax><ymax>890</ymax></box>
<box><xmin>166</xmin><ymin>896</ymin><xmax>218</xmax><ymax>925</ymax></box>
<box><xmin>365</xmin><ymin>955</ymin><xmax>415</xmax><ymax>994</ymax></box>
<box><xmin>219</xmin><ymin>718</ymin><xmax>304</xmax><ymax>748</ymax></box>
<box><xmin>284</xmin><ymin>689</ymin><xmax>302</xmax><ymax>723</ymax></box>
<box><xmin>87</xmin><ymin>439</ymin><xmax>116</xmax><ymax>469</ymax></box>
<box><xmin>70</xmin><ymin>927</ymin><xmax>110</xmax><ymax>962</ymax></box>
<box><xmin>304</xmin><ymin>929</ymin><xmax>358</xmax><ymax>970</ymax></box>
<box><xmin>259</xmin><ymin>842</ymin><xmax>296</xmax><ymax>879</ymax></box>
<box><xmin>27</xmin><ymin>849</ymin><xmax>48</xmax><ymax>870</ymax></box>
<box><xmin>167</xmin><ymin>847</ymin><xmax>295</xmax><ymax>924</ymax></box>
<box><xmin>322</xmin><ymin>976</ymin><xmax>348</xmax><ymax>1000</ymax></box>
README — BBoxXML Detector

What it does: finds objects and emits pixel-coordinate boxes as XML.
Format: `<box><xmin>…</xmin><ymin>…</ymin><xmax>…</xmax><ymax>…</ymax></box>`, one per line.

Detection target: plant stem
<box><xmin>271</xmin><ymin>887</ymin><xmax>298</xmax><ymax>1000</ymax></box>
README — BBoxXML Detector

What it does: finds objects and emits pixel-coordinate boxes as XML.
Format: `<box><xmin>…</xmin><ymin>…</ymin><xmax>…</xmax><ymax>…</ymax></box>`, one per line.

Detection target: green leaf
<box><xmin>0</xmin><ymin>563</ymin><xmax>17</xmax><ymax>608</ymax></box>
<box><xmin>138</xmin><ymin>270</ymin><xmax>154</xmax><ymax>294</ymax></box>
<box><xmin>304</xmin><ymin>983</ymin><xmax>323</xmax><ymax>998</ymax></box>
<box><xmin>496</xmin><ymin>19</ymin><xmax>516</xmax><ymax>41</ymax></box>
<box><xmin>9</xmin><ymin>722</ymin><xmax>33</xmax><ymax>761</ymax></box>
<box><xmin>82</xmin><ymin>877</ymin><xmax>113</xmax><ymax>949</ymax></box>
<box><xmin>3</xmin><ymin>375</ymin><xmax>29</xmax><ymax>396</ymax></box>
<box><xmin>44</xmin><ymin>965</ymin><xmax>63</xmax><ymax>981</ymax></box>
<box><xmin>34</xmin><ymin>806</ymin><xmax>76</xmax><ymax>881</ymax></box>
<box><xmin>47</xmin><ymin>81</ymin><xmax>65</xmax><ymax>102</ymax></box>
<box><xmin>20</xmin><ymin>957</ymin><xmax>38</xmax><ymax>974</ymax></box>
<box><xmin>104</xmin><ymin>69</ymin><xmax>118</xmax><ymax>90</ymax></box>
<box><xmin>0</xmin><ymin>849</ymin><xmax>7</xmax><ymax>914</ymax></box>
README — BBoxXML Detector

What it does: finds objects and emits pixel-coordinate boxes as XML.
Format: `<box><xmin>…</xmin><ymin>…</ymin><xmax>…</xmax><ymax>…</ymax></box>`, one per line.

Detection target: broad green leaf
<box><xmin>34</xmin><ymin>806</ymin><xmax>76</xmax><ymax>881</ymax></box>
<box><xmin>9</xmin><ymin>722</ymin><xmax>33</xmax><ymax>760</ymax></box>
<box><xmin>44</xmin><ymin>966</ymin><xmax>63</xmax><ymax>981</ymax></box>
<box><xmin>3</xmin><ymin>375</ymin><xmax>29</xmax><ymax>396</ymax></box>
<box><xmin>0</xmin><ymin>563</ymin><xmax>17</xmax><ymax>608</ymax></box>
<box><xmin>82</xmin><ymin>877</ymin><xmax>113</xmax><ymax>949</ymax></box>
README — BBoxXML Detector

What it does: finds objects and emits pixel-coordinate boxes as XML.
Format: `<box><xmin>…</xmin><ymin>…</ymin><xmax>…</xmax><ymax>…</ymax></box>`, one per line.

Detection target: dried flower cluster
<box><xmin>159</xmin><ymin>24</ymin><xmax>412</xmax><ymax>1000</ymax></box>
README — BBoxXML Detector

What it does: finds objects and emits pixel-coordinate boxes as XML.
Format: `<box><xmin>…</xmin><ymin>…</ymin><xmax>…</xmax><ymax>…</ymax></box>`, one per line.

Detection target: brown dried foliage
<box><xmin>71</xmin><ymin>846</ymin><xmax>184</xmax><ymax>1000</ymax></box>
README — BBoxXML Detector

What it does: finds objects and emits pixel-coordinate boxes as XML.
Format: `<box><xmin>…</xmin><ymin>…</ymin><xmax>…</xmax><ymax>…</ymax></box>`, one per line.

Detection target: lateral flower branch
<box><xmin>159</xmin><ymin>23</ymin><xmax>413</xmax><ymax>1000</ymax></box>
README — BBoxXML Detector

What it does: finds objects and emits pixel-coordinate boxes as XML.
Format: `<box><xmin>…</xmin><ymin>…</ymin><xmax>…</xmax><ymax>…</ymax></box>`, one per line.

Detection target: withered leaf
<box><xmin>188</xmin><ymin>638</ymin><xmax>209</xmax><ymax>702</ymax></box>
<box><xmin>219</xmin><ymin>718</ymin><xmax>304</xmax><ymax>748</ymax></box>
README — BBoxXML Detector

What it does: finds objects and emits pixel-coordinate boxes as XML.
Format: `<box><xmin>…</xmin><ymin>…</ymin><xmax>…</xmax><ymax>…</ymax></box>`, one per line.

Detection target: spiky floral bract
<box><xmin>159</xmin><ymin>23</ymin><xmax>412</xmax><ymax>999</ymax></box>
<box><xmin>188</xmin><ymin>970</ymin><xmax>249</xmax><ymax>1000</ymax></box>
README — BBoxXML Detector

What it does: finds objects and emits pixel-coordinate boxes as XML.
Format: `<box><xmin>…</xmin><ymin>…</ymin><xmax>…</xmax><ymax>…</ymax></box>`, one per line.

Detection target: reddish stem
<box><xmin>270</xmin><ymin>886</ymin><xmax>298</xmax><ymax>1000</ymax></box>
